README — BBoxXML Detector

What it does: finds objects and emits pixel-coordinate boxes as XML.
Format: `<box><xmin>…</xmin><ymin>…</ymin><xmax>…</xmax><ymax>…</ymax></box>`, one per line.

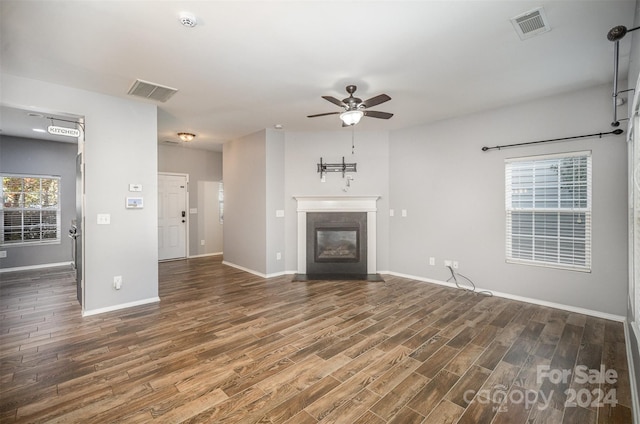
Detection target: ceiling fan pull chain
<box><xmin>352</xmin><ymin>127</ymin><xmax>355</xmax><ymax>155</ymax></box>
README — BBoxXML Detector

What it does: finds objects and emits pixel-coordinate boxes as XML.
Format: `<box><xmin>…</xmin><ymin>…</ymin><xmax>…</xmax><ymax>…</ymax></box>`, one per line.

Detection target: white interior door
<box><xmin>158</xmin><ymin>173</ymin><xmax>188</xmax><ymax>261</ymax></box>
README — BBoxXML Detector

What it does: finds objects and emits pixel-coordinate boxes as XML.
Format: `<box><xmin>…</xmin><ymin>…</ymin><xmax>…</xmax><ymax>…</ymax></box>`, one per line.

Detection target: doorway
<box><xmin>158</xmin><ymin>173</ymin><xmax>188</xmax><ymax>261</ymax></box>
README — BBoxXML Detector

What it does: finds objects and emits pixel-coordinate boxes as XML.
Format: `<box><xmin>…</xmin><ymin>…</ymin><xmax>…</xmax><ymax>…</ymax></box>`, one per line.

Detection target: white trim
<box><xmin>188</xmin><ymin>252</ymin><xmax>223</xmax><ymax>259</ymax></box>
<box><xmin>222</xmin><ymin>260</ymin><xmax>267</xmax><ymax>278</ymax></box>
<box><xmin>82</xmin><ymin>297</ymin><xmax>160</xmax><ymax>317</ymax></box>
<box><xmin>0</xmin><ymin>261</ymin><xmax>73</xmax><ymax>273</ymax></box>
<box><xmin>221</xmin><ymin>261</ymin><xmax>290</xmax><ymax>279</ymax></box>
<box><xmin>386</xmin><ymin>271</ymin><xmax>626</xmax><ymax>322</ymax></box>
<box><xmin>625</xmin><ymin>322</ymin><xmax>640</xmax><ymax>424</ymax></box>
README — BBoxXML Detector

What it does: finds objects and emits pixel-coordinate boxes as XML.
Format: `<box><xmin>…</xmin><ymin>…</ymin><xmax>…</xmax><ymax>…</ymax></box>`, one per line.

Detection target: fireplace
<box><xmin>306</xmin><ymin>212</ymin><xmax>367</xmax><ymax>275</ymax></box>
<box><xmin>316</xmin><ymin>228</ymin><xmax>359</xmax><ymax>262</ymax></box>
<box><xmin>294</xmin><ymin>196</ymin><xmax>380</xmax><ymax>278</ymax></box>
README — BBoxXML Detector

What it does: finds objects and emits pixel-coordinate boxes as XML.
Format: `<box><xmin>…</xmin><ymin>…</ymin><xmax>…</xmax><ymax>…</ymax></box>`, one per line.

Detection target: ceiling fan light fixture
<box><xmin>340</xmin><ymin>110</ymin><xmax>364</xmax><ymax>126</ymax></box>
<box><xmin>178</xmin><ymin>132</ymin><xmax>195</xmax><ymax>142</ymax></box>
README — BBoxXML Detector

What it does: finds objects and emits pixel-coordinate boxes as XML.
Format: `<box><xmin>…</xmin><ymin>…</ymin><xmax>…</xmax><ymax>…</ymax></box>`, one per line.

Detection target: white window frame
<box><xmin>505</xmin><ymin>151</ymin><xmax>592</xmax><ymax>272</ymax></box>
<box><xmin>1</xmin><ymin>174</ymin><xmax>62</xmax><ymax>246</ymax></box>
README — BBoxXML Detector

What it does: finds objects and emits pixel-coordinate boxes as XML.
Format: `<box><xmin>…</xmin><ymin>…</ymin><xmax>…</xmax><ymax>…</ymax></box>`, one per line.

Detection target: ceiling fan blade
<box><xmin>364</xmin><ymin>110</ymin><xmax>393</xmax><ymax>119</ymax></box>
<box><xmin>362</xmin><ymin>94</ymin><xmax>391</xmax><ymax>108</ymax></box>
<box><xmin>307</xmin><ymin>111</ymin><xmax>341</xmax><ymax>118</ymax></box>
<box><xmin>322</xmin><ymin>96</ymin><xmax>345</xmax><ymax>107</ymax></box>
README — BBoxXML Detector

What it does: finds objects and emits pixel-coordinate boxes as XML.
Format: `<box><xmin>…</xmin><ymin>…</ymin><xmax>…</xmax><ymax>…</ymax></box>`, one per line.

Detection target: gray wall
<box><xmin>158</xmin><ymin>144</ymin><xmax>223</xmax><ymax>256</ymax></box>
<box><xmin>283</xmin><ymin>130</ymin><xmax>391</xmax><ymax>272</ymax></box>
<box><xmin>0</xmin><ymin>136</ymin><xmax>77</xmax><ymax>268</ymax></box>
<box><xmin>3</xmin><ymin>74</ymin><xmax>159</xmax><ymax>315</ymax></box>
<box><xmin>223</xmin><ymin>130</ymin><xmax>267</xmax><ymax>274</ymax></box>
<box><xmin>265</xmin><ymin>129</ymin><xmax>285</xmax><ymax>275</ymax></box>
<box><xmin>389</xmin><ymin>83</ymin><xmax>628</xmax><ymax>316</ymax></box>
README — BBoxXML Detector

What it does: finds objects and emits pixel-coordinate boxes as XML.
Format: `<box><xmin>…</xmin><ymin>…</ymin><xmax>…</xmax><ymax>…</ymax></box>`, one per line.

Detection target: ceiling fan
<box><xmin>307</xmin><ymin>85</ymin><xmax>393</xmax><ymax>126</ymax></box>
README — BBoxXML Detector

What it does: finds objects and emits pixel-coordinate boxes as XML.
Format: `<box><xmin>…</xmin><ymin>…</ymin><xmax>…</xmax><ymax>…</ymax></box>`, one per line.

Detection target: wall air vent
<box><xmin>510</xmin><ymin>7</ymin><xmax>551</xmax><ymax>40</ymax></box>
<box><xmin>127</xmin><ymin>79</ymin><xmax>178</xmax><ymax>103</ymax></box>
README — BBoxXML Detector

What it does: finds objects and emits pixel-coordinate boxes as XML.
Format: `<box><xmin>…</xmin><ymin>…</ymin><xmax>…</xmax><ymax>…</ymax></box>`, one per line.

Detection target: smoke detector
<box><xmin>179</xmin><ymin>12</ymin><xmax>197</xmax><ymax>28</ymax></box>
<box><xmin>511</xmin><ymin>7</ymin><xmax>551</xmax><ymax>40</ymax></box>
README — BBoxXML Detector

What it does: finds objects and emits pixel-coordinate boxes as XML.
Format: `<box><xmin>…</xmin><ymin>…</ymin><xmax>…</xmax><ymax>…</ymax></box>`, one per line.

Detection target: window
<box><xmin>505</xmin><ymin>151</ymin><xmax>591</xmax><ymax>271</ymax></box>
<box><xmin>1</xmin><ymin>175</ymin><xmax>61</xmax><ymax>245</ymax></box>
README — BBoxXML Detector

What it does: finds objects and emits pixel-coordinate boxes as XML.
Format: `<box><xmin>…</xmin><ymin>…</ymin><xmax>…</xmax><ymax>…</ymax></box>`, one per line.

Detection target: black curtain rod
<box><xmin>481</xmin><ymin>129</ymin><xmax>624</xmax><ymax>152</ymax></box>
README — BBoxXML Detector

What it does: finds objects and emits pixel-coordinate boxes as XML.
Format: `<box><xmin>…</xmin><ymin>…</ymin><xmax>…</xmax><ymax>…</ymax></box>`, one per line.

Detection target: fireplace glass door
<box><xmin>315</xmin><ymin>227</ymin><xmax>359</xmax><ymax>262</ymax></box>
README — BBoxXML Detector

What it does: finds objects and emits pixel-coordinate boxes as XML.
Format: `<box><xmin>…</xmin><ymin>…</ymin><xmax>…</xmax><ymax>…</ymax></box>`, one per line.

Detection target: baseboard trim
<box><xmin>222</xmin><ymin>261</ymin><xmax>268</xmax><ymax>278</ymax></box>
<box><xmin>386</xmin><ymin>271</ymin><xmax>626</xmax><ymax>322</ymax></box>
<box><xmin>0</xmin><ymin>261</ymin><xmax>73</xmax><ymax>273</ymax></box>
<box><xmin>82</xmin><ymin>297</ymin><xmax>160</xmax><ymax>317</ymax></box>
<box><xmin>626</xmin><ymin>322</ymin><xmax>640</xmax><ymax>424</ymax></box>
<box><xmin>188</xmin><ymin>252</ymin><xmax>223</xmax><ymax>259</ymax></box>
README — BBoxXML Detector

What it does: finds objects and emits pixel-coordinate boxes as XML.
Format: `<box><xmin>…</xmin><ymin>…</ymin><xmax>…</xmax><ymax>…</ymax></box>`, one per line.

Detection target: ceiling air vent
<box><xmin>127</xmin><ymin>79</ymin><xmax>178</xmax><ymax>103</ymax></box>
<box><xmin>511</xmin><ymin>7</ymin><xmax>551</xmax><ymax>40</ymax></box>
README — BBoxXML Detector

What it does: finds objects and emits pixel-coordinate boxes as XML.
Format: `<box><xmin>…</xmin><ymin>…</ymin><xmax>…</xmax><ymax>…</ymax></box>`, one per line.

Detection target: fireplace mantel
<box><xmin>294</xmin><ymin>196</ymin><xmax>380</xmax><ymax>274</ymax></box>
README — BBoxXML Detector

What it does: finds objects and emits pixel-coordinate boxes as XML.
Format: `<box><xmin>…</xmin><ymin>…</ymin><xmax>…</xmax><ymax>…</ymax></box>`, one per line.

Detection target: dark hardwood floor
<box><xmin>0</xmin><ymin>256</ymin><xmax>633</xmax><ymax>423</ymax></box>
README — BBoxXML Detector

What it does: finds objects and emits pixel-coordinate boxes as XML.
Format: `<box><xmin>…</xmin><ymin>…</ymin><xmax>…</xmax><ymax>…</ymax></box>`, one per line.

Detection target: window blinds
<box><xmin>505</xmin><ymin>151</ymin><xmax>592</xmax><ymax>271</ymax></box>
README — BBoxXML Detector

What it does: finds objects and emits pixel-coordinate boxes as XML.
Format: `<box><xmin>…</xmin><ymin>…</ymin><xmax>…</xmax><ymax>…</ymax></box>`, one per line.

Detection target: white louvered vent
<box><xmin>511</xmin><ymin>7</ymin><xmax>551</xmax><ymax>40</ymax></box>
<box><xmin>127</xmin><ymin>79</ymin><xmax>178</xmax><ymax>103</ymax></box>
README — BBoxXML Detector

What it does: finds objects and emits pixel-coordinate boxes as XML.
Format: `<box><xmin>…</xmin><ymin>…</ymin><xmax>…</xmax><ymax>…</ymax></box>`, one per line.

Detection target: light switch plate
<box><xmin>129</xmin><ymin>184</ymin><xmax>143</xmax><ymax>192</ymax></box>
<box><xmin>97</xmin><ymin>214</ymin><xmax>110</xmax><ymax>225</ymax></box>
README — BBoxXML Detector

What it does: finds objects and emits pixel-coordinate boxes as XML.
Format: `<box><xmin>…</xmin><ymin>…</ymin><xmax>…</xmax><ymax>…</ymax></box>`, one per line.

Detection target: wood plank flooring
<box><xmin>0</xmin><ymin>256</ymin><xmax>634</xmax><ymax>423</ymax></box>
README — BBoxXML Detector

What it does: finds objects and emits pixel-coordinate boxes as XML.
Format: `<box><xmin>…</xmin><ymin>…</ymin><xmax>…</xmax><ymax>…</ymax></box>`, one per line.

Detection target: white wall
<box><xmin>389</xmin><ymin>83</ymin><xmax>628</xmax><ymax>317</ymax></box>
<box><xmin>283</xmin><ymin>130</ymin><xmax>390</xmax><ymax>272</ymax></box>
<box><xmin>2</xmin><ymin>75</ymin><xmax>159</xmax><ymax>314</ymax></box>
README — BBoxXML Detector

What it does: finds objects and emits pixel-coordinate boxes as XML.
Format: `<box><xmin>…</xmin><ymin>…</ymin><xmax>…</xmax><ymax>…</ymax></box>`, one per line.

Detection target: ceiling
<box><xmin>0</xmin><ymin>1</ymin><xmax>637</xmax><ymax>152</ymax></box>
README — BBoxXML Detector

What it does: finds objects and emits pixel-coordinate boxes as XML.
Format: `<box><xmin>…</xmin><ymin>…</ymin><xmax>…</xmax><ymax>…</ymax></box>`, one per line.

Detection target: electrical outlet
<box><xmin>444</xmin><ymin>260</ymin><xmax>452</xmax><ymax>267</ymax></box>
<box><xmin>453</xmin><ymin>261</ymin><xmax>459</xmax><ymax>269</ymax></box>
<box><xmin>276</xmin><ymin>252</ymin><xmax>282</xmax><ymax>260</ymax></box>
<box><xmin>0</xmin><ymin>251</ymin><xmax>6</xmax><ymax>258</ymax></box>
<box><xmin>113</xmin><ymin>276</ymin><xmax>122</xmax><ymax>290</ymax></box>
<box><xmin>389</xmin><ymin>209</ymin><xmax>395</xmax><ymax>217</ymax></box>
<box><xmin>429</xmin><ymin>257</ymin><xmax>435</xmax><ymax>266</ymax></box>
<box><xmin>200</xmin><ymin>240</ymin><xmax>205</xmax><ymax>246</ymax></box>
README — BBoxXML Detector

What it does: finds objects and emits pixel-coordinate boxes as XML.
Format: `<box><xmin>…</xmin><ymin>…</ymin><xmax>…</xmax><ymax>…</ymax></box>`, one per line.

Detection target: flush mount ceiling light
<box><xmin>178</xmin><ymin>132</ymin><xmax>195</xmax><ymax>142</ymax></box>
<box><xmin>179</xmin><ymin>12</ymin><xmax>197</xmax><ymax>28</ymax></box>
<box><xmin>340</xmin><ymin>110</ymin><xmax>364</xmax><ymax>126</ymax></box>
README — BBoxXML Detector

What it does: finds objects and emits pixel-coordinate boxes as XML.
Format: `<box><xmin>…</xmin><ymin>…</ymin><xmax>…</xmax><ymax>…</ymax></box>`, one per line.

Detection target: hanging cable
<box><xmin>446</xmin><ymin>266</ymin><xmax>493</xmax><ymax>297</ymax></box>
<box><xmin>481</xmin><ymin>129</ymin><xmax>623</xmax><ymax>152</ymax></box>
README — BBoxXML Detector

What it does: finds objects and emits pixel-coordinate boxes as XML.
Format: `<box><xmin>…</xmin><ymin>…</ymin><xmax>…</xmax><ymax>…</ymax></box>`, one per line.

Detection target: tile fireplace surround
<box><xmin>294</xmin><ymin>196</ymin><xmax>379</xmax><ymax>274</ymax></box>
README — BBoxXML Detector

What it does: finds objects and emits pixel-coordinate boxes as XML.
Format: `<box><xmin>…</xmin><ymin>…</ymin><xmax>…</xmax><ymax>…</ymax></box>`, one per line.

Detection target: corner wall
<box><xmin>389</xmin><ymin>83</ymin><xmax>628</xmax><ymax>317</ymax></box>
<box><xmin>283</xmin><ymin>130</ymin><xmax>390</xmax><ymax>273</ymax></box>
<box><xmin>158</xmin><ymin>144</ymin><xmax>223</xmax><ymax>256</ymax></box>
<box><xmin>2</xmin><ymin>75</ymin><xmax>159</xmax><ymax>314</ymax></box>
<box><xmin>223</xmin><ymin>130</ymin><xmax>268</xmax><ymax>274</ymax></box>
<box><xmin>0</xmin><ymin>136</ymin><xmax>77</xmax><ymax>269</ymax></box>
